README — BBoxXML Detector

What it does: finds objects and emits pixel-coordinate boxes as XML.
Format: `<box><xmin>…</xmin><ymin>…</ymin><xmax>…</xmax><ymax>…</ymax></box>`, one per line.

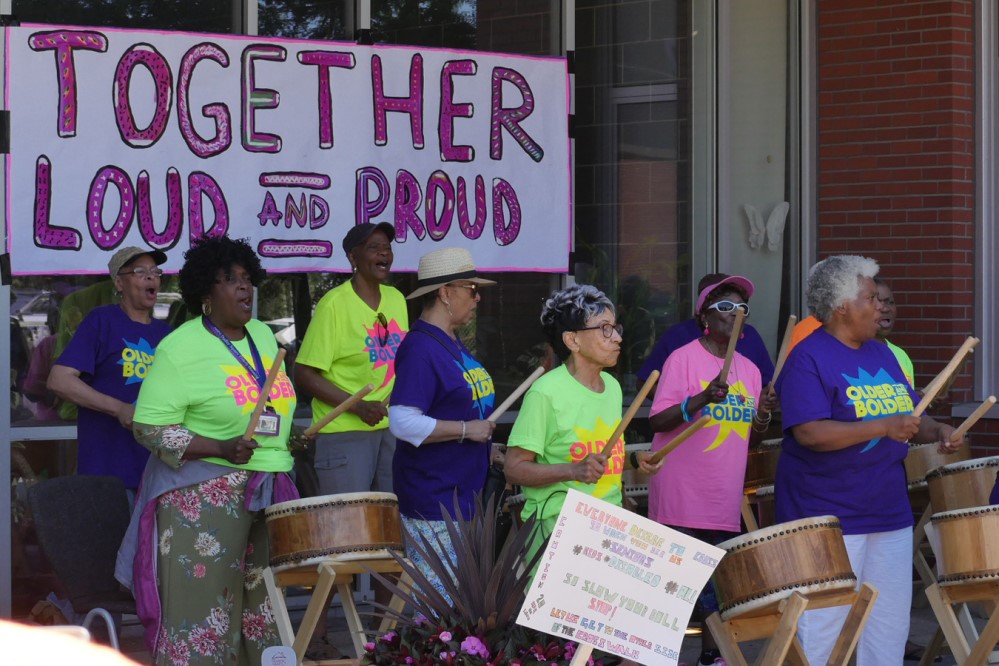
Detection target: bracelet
<box><xmin>629</xmin><ymin>451</ymin><xmax>640</xmax><ymax>469</ymax></box>
<box><xmin>680</xmin><ymin>397</ymin><xmax>692</xmax><ymax>423</ymax></box>
<box><xmin>754</xmin><ymin>410</ymin><xmax>773</xmax><ymax>424</ymax></box>
<box><xmin>460</xmin><ymin>421</ymin><xmax>466</xmax><ymax>442</ymax></box>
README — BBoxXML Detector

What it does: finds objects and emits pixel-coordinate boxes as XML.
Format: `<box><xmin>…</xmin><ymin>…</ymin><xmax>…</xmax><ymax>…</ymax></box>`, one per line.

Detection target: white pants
<box><xmin>797</xmin><ymin>527</ymin><xmax>912</xmax><ymax>666</ymax></box>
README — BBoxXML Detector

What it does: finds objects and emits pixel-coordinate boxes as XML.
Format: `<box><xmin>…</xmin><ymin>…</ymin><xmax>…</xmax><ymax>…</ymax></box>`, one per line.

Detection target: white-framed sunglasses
<box><xmin>707</xmin><ymin>300</ymin><xmax>750</xmax><ymax>316</ymax></box>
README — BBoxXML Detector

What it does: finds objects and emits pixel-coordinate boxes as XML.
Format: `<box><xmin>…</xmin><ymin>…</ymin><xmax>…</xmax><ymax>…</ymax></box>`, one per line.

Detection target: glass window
<box><xmin>257</xmin><ymin>0</ymin><xmax>350</xmax><ymax>40</ymax></box>
<box><xmin>574</xmin><ymin>0</ymin><xmax>691</xmax><ymax>392</ymax></box>
<box><xmin>12</xmin><ymin>0</ymin><xmax>237</xmax><ymax>33</ymax></box>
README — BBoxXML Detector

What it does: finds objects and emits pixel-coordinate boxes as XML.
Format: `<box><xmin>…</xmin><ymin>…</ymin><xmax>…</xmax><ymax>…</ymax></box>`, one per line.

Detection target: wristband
<box><xmin>680</xmin><ymin>396</ymin><xmax>692</xmax><ymax>422</ymax></box>
<box><xmin>460</xmin><ymin>421</ymin><xmax>466</xmax><ymax>442</ymax></box>
<box><xmin>629</xmin><ymin>451</ymin><xmax>640</xmax><ymax>469</ymax></box>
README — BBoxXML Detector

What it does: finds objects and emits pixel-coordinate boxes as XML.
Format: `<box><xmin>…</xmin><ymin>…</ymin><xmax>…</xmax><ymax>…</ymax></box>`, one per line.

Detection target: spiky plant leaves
<box><xmin>366</xmin><ymin>490</ymin><xmax>543</xmax><ymax>638</ymax></box>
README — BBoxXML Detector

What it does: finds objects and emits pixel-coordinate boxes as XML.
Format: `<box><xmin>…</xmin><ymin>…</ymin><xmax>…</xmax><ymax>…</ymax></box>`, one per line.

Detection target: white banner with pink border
<box><xmin>4</xmin><ymin>24</ymin><xmax>571</xmax><ymax>275</ymax></box>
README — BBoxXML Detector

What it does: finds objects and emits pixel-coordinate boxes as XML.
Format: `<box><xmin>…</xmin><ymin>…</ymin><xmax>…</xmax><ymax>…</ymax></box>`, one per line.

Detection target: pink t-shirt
<box><xmin>648</xmin><ymin>339</ymin><xmax>762</xmax><ymax>532</ymax></box>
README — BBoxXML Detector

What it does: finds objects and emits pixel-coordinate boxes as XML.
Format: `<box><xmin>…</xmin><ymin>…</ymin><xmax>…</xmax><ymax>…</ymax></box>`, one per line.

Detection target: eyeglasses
<box><xmin>375</xmin><ymin>312</ymin><xmax>389</xmax><ymax>346</ymax></box>
<box><xmin>574</xmin><ymin>322</ymin><xmax>624</xmax><ymax>339</ymax></box>
<box><xmin>707</xmin><ymin>300</ymin><xmax>750</xmax><ymax>317</ymax></box>
<box><xmin>448</xmin><ymin>283</ymin><xmax>479</xmax><ymax>297</ymax></box>
<box><xmin>119</xmin><ymin>267</ymin><xmax>163</xmax><ymax>278</ymax></box>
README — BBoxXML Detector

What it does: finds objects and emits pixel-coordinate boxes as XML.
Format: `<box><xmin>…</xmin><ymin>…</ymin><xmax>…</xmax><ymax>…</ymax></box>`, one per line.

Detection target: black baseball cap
<box><xmin>342</xmin><ymin>222</ymin><xmax>395</xmax><ymax>256</ymax></box>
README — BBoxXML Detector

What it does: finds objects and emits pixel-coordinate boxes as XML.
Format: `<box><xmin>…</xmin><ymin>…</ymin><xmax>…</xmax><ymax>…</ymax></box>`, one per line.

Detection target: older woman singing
<box><xmin>776</xmin><ymin>255</ymin><xmax>961</xmax><ymax>666</ymax></box>
<box><xmin>117</xmin><ymin>236</ymin><xmax>298</xmax><ymax>665</ymax></box>
<box><xmin>505</xmin><ymin>284</ymin><xmax>661</xmax><ymax>563</ymax></box>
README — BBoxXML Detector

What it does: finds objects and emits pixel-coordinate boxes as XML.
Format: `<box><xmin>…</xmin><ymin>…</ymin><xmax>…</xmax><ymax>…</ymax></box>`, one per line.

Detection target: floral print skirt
<box><xmin>154</xmin><ymin>470</ymin><xmax>279</xmax><ymax>666</ymax></box>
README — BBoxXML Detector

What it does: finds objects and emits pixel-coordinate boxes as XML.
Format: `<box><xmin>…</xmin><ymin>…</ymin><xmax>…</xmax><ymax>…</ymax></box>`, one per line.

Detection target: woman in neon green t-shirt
<box><xmin>123</xmin><ymin>236</ymin><xmax>299</xmax><ymax>666</ymax></box>
<box><xmin>505</xmin><ymin>284</ymin><xmax>662</xmax><ymax>561</ymax></box>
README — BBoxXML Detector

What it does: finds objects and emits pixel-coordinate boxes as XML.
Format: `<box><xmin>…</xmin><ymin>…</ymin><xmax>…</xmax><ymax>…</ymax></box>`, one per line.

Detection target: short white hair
<box><xmin>806</xmin><ymin>255</ymin><xmax>879</xmax><ymax>323</ymax></box>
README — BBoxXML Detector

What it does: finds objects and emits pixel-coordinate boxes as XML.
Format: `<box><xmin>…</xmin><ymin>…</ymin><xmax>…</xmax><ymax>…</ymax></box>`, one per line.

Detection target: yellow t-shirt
<box><xmin>296</xmin><ymin>281</ymin><xmax>408</xmax><ymax>433</ymax></box>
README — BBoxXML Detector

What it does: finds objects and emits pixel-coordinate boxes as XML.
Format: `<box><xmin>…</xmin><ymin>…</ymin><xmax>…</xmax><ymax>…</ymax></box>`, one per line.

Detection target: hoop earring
<box><xmin>202</xmin><ymin>301</ymin><xmax>212</xmax><ymax>316</ymax></box>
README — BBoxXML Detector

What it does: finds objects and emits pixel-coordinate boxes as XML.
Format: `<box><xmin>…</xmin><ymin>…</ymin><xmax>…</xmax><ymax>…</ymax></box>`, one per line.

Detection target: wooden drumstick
<box><xmin>950</xmin><ymin>395</ymin><xmax>996</xmax><ymax>441</ymax></box>
<box><xmin>487</xmin><ymin>366</ymin><xmax>545</xmax><ymax>423</ymax></box>
<box><xmin>769</xmin><ymin>314</ymin><xmax>798</xmax><ymax>387</ymax></box>
<box><xmin>913</xmin><ymin>336</ymin><xmax>979</xmax><ymax>416</ymax></box>
<box><xmin>719</xmin><ymin>308</ymin><xmax>746</xmax><ymax>383</ymax></box>
<box><xmin>647</xmin><ymin>415</ymin><xmax>712</xmax><ymax>464</ymax></box>
<box><xmin>303</xmin><ymin>384</ymin><xmax>375</xmax><ymax>437</ymax></box>
<box><xmin>920</xmin><ymin>336</ymin><xmax>979</xmax><ymax>399</ymax></box>
<box><xmin>242</xmin><ymin>348</ymin><xmax>287</xmax><ymax>439</ymax></box>
<box><xmin>599</xmin><ymin>370</ymin><xmax>659</xmax><ymax>457</ymax></box>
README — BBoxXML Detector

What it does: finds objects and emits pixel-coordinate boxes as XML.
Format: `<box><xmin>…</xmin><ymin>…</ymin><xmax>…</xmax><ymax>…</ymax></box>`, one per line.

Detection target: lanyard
<box><xmin>202</xmin><ymin>317</ymin><xmax>268</xmax><ymax>391</ymax></box>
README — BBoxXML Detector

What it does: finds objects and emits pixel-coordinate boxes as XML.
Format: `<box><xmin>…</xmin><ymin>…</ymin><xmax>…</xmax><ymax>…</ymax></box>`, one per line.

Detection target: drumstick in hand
<box><xmin>913</xmin><ymin>336</ymin><xmax>979</xmax><ymax>416</ymax></box>
<box><xmin>648</xmin><ymin>415</ymin><xmax>712</xmax><ymax>465</ymax></box>
<box><xmin>769</xmin><ymin>314</ymin><xmax>798</xmax><ymax>387</ymax></box>
<box><xmin>949</xmin><ymin>395</ymin><xmax>996</xmax><ymax>441</ymax></box>
<box><xmin>600</xmin><ymin>370</ymin><xmax>659</xmax><ymax>457</ymax></box>
<box><xmin>487</xmin><ymin>366</ymin><xmax>545</xmax><ymax>423</ymax></box>
<box><xmin>719</xmin><ymin>309</ymin><xmax>746</xmax><ymax>383</ymax></box>
<box><xmin>304</xmin><ymin>384</ymin><xmax>375</xmax><ymax>436</ymax></box>
<box><xmin>243</xmin><ymin>348</ymin><xmax>287</xmax><ymax>439</ymax></box>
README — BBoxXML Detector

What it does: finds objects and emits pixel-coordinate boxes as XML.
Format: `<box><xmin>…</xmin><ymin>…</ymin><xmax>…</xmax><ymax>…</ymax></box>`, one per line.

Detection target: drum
<box><xmin>930</xmin><ymin>505</ymin><xmax>999</xmax><ymax>586</ymax></box>
<box><xmin>905</xmin><ymin>441</ymin><xmax>971</xmax><ymax>489</ymax></box>
<box><xmin>265</xmin><ymin>492</ymin><xmax>404</xmax><ymax>572</ymax></box>
<box><xmin>744</xmin><ymin>438</ymin><xmax>781</xmax><ymax>490</ymax></box>
<box><xmin>713</xmin><ymin>516</ymin><xmax>857</xmax><ymax>620</ymax></box>
<box><xmin>926</xmin><ymin>456</ymin><xmax>999</xmax><ymax>513</ymax></box>
<box><xmin>747</xmin><ymin>484</ymin><xmax>775</xmax><ymax>529</ymax></box>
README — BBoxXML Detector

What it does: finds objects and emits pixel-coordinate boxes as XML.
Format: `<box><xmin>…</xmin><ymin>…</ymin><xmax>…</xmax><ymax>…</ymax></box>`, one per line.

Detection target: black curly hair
<box><xmin>179</xmin><ymin>235</ymin><xmax>265</xmax><ymax>314</ymax></box>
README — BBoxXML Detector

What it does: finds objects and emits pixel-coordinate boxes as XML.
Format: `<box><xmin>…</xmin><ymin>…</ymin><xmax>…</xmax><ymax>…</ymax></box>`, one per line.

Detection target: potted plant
<box><xmin>362</xmin><ymin>495</ymin><xmax>602</xmax><ymax>666</ymax></box>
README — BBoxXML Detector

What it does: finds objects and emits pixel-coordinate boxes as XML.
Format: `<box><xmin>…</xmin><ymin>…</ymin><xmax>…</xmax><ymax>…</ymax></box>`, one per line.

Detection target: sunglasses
<box><xmin>375</xmin><ymin>312</ymin><xmax>389</xmax><ymax>346</ymax></box>
<box><xmin>707</xmin><ymin>300</ymin><xmax>750</xmax><ymax>317</ymax></box>
<box><xmin>448</xmin><ymin>283</ymin><xmax>480</xmax><ymax>297</ymax></box>
<box><xmin>574</xmin><ymin>322</ymin><xmax>624</xmax><ymax>339</ymax></box>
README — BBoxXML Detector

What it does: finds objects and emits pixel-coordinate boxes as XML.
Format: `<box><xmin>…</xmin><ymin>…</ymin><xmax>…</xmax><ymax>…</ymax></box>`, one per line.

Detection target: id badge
<box><xmin>255</xmin><ymin>409</ymin><xmax>281</xmax><ymax>437</ymax></box>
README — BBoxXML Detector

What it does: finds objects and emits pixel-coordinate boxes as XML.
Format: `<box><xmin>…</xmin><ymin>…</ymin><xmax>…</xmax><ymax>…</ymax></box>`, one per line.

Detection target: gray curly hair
<box><xmin>541</xmin><ymin>284</ymin><xmax>615</xmax><ymax>359</ymax></box>
<box><xmin>807</xmin><ymin>255</ymin><xmax>880</xmax><ymax>323</ymax></box>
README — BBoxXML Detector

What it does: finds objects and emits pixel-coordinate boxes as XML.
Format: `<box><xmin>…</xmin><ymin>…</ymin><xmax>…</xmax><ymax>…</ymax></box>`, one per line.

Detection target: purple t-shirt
<box><xmin>990</xmin><ymin>471</ymin><xmax>999</xmax><ymax>505</ymax></box>
<box><xmin>56</xmin><ymin>304</ymin><xmax>171</xmax><ymax>489</ymax></box>
<box><xmin>638</xmin><ymin>318</ymin><xmax>775</xmax><ymax>386</ymax></box>
<box><xmin>775</xmin><ymin>328</ymin><xmax>916</xmax><ymax>534</ymax></box>
<box><xmin>390</xmin><ymin>319</ymin><xmax>496</xmax><ymax>521</ymax></box>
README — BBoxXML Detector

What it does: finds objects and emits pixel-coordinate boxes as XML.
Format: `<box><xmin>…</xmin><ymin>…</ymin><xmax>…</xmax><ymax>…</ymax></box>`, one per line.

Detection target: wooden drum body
<box><xmin>905</xmin><ymin>441</ymin><xmax>971</xmax><ymax>489</ymax></box>
<box><xmin>713</xmin><ymin>516</ymin><xmax>857</xmax><ymax>620</ymax></box>
<box><xmin>931</xmin><ymin>505</ymin><xmax>999</xmax><ymax>586</ymax></box>
<box><xmin>744</xmin><ymin>438</ymin><xmax>782</xmax><ymax>490</ymax></box>
<box><xmin>265</xmin><ymin>492</ymin><xmax>404</xmax><ymax>573</ymax></box>
<box><xmin>926</xmin><ymin>456</ymin><xmax>999</xmax><ymax>513</ymax></box>
<box><xmin>747</xmin><ymin>484</ymin><xmax>775</xmax><ymax>529</ymax></box>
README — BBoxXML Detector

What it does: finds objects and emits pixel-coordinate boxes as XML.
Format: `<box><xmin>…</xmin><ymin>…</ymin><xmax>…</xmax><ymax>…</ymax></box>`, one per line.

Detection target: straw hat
<box><xmin>406</xmin><ymin>247</ymin><xmax>496</xmax><ymax>300</ymax></box>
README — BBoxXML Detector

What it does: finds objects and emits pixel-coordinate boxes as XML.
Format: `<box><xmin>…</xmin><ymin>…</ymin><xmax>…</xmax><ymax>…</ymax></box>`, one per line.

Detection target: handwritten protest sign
<box><xmin>5</xmin><ymin>24</ymin><xmax>570</xmax><ymax>275</ymax></box>
<box><xmin>517</xmin><ymin>489</ymin><xmax>724</xmax><ymax>666</ymax></box>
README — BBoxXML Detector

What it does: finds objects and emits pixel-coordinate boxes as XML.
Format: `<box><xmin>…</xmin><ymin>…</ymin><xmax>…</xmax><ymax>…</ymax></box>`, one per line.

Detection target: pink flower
<box><xmin>179</xmin><ymin>492</ymin><xmax>201</xmax><ymax>522</ymax></box>
<box><xmin>201</xmin><ymin>477</ymin><xmax>231</xmax><ymax>506</ymax></box>
<box><xmin>382</xmin><ymin>631</ymin><xmax>397</xmax><ymax>642</ymax></box>
<box><xmin>365</xmin><ymin>642</ymin><xmax>376</xmax><ymax>651</ymax></box>
<box><xmin>192</xmin><ymin>563</ymin><xmax>206</xmax><ymax>578</ymax></box>
<box><xmin>439</xmin><ymin>631</ymin><xmax>453</xmax><ymax>642</ymax></box>
<box><xmin>189</xmin><ymin>626</ymin><xmax>218</xmax><ymax>656</ymax></box>
<box><xmin>242</xmin><ymin>610</ymin><xmax>268</xmax><ymax>641</ymax></box>
<box><xmin>460</xmin><ymin>636</ymin><xmax>491</xmax><ymax>659</ymax></box>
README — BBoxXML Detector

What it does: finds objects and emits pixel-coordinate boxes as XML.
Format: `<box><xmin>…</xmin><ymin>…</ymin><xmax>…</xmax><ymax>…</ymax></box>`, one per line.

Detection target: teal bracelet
<box><xmin>680</xmin><ymin>396</ymin><xmax>692</xmax><ymax>422</ymax></box>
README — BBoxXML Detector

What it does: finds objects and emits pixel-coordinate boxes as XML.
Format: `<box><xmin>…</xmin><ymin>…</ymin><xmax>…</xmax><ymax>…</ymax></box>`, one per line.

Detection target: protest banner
<box><xmin>517</xmin><ymin>489</ymin><xmax>724</xmax><ymax>665</ymax></box>
<box><xmin>5</xmin><ymin>24</ymin><xmax>571</xmax><ymax>275</ymax></box>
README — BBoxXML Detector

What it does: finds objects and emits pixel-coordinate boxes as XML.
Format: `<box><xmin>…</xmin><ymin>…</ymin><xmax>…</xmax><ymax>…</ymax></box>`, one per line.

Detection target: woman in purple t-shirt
<box><xmin>776</xmin><ymin>255</ymin><xmax>962</xmax><ymax>666</ymax></box>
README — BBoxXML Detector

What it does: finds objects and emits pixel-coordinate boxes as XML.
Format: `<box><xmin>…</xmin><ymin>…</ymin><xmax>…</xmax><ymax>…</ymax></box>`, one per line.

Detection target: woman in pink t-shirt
<box><xmin>646</xmin><ymin>275</ymin><xmax>777</xmax><ymax>666</ymax></box>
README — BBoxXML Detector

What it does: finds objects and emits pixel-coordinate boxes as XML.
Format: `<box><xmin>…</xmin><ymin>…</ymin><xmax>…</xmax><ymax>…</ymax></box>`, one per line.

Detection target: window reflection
<box><xmin>12</xmin><ymin>0</ymin><xmax>236</xmax><ymax>33</ymax></box>
<box><xmin>258</xmin><ymin>0</ymin><xmax>349</xmax><ymax>40</ymax></box>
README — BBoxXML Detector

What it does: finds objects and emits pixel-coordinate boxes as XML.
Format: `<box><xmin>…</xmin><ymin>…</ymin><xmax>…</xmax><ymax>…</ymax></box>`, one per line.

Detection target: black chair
<box><xmin>27</xmin><ymin>475</ymin><xmax>137</xmax><ymax>650</ymax></box>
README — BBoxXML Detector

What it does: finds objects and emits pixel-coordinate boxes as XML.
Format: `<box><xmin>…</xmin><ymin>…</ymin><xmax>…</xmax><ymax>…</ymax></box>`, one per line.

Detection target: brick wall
<box><xmin>816</xmin><ymin>1</ymin><xmax>978</xmax><ymax>419</ymax></box>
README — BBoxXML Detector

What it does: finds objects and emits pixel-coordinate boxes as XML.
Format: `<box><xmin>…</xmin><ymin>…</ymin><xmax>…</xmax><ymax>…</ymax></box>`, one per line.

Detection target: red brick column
<box><xmin>816</xmin><ymin>1</ymin><xmax>978</xmax><ymax>416</ymax></box>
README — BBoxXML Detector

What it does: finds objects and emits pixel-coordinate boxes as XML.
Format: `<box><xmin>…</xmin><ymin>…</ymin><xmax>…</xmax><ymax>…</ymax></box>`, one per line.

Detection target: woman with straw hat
<box><xmin>388</xmin><ymin>247</ymin><xmax>497</xmax><ymax>598</ymax></box>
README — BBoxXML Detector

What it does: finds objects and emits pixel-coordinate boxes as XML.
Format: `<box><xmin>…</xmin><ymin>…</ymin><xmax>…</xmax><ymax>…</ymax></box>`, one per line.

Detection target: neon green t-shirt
<box><xmin>296</xmin><ymin>280</ymin><xmax>408</xmax><ymax>433</ymax></box>
<box><xmin>507</xmin><ymin>364</ymin><xmax>625</xmax><ymax>541</ymax></box>
<box><xmin>886</xmin><ymin>340</ymin><xmax>915</xmax><ymax>389</ymax></box>
<box><xmin>134</xmin><ymin>317</ymin><xmax>295</xmax><ymax>472</ymax></box>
